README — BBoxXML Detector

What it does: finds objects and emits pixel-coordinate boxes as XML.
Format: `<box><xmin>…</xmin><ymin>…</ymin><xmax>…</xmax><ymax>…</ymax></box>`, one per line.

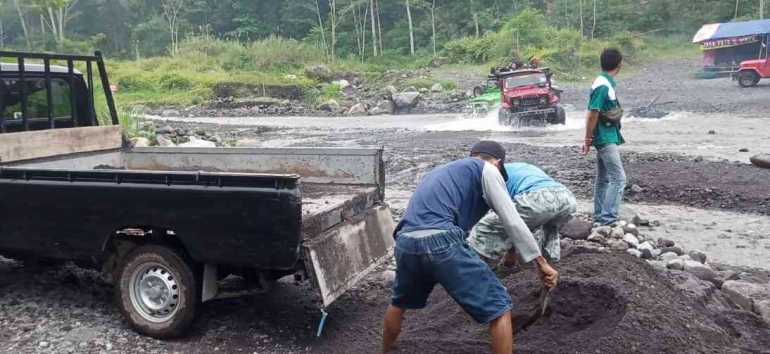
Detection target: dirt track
<box><xmin>3</xmin><ymin>55</ymin><xmax>770</xmax><ymax>354</ymax></box>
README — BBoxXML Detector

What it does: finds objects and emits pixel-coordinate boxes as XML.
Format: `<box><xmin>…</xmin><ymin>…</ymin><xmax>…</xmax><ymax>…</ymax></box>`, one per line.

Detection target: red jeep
<box><xmin>734</xmin><ymin>57</ymin><xmax>770</xmax><ymax>87</ymax></box>
<box><xmin>497</xmin><ymin>68</ymin><xmax>566</xmax><ymax>127</ymax></box>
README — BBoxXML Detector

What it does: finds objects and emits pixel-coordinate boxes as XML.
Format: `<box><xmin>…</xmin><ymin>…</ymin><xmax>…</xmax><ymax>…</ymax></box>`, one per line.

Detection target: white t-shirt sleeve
<box><xmin>480</xmin><ymin>162</ymin><xmax>543</xmax><ymax>263</ymax></box>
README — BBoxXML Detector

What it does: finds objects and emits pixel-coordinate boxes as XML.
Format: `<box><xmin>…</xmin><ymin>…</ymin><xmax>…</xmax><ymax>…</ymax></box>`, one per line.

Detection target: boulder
<box><xmin>630</xmin><ymin>184</ymin><xmax>644</xmax><ymax>194</ymax></box>
<box><xmin>431</xmin><ymin>83</ymin><xmax>444</xmax><ymax>92</ymax></box>
<box><xmin>428</xmin><ymin>57</ymin><xmax>448</xmax><ymax>68</ymax></box>
<box><xmin>318</xmin><ymin>99</ymin><xmax>340</xmax><ymax>112</ymax></box>
<box><xmin>161</xmin><ymin>109</ymin><xmax>181</xmax><ymax>118</ymax></box>
<box><xmin>660</xmin><ymin>246</ymin><xmax>685</xmax><ymax>256</ymax></box>
<box><xmin>419</xmin><ymin>87</ymin><xmax>429</xmax><ymax>94</ymax></box>
<box><xmin>667</xmin><ymin>259</ymin><xmax>685</xmax><ymax>271</ymax></box>
<box><xmin>377</xmin><ymin>100</ymin><xmax>396</xmax><ymax>115</ymax></box>
<box><xmin>130</xmin><ymin>137</ymin><xmax>149</xmax><ymax>148</ymax></box>
<box><xmin>638</xmin><ymin>241</ymin><xmax>655</xmax><ymax>252</ymax></box>
<box><xmin>332</xmin><ymin>79</ymin><xmax>350</xmax><ymax>89</ymax></box>
<box><xmin>755</xmin><ymin>300</ymin><xmax>770</xmax><ymax>323</ymax></box>
<box><xmin>648</xmin><ymin>260</ymin><xmax>667</xmax><ymax>272</ymax></box>
<box><xmin>610</xmin><ymin>226</ymin><xmax>625</xmax><ymax>240</ymax></box>
<box><xmin>392</xmin><ymin>92</ymin><xmax>421</xmax><ymax>110</ymax></box>
<box><xmin>156</xmin><ymin>125</ymin><xmax>175</xmax><ymax>134</ymax></box>
<box><xmin>721</xmin><ymin>281</ymin><xmax>770</xmax><ymax>312</ymax></box>
<box><xmin>622</xmin><ymin>234</ymin><xmax>640</xmax><ymax>248</ymax></box>
<box><xmin>627</xmin><ymin>249</ymin><xmax>643</xmax><ymax>258</ymax></box>
<box><xmin>346</xmin><ymin>103</ymin><xmax>368</xmax><ymax>116</ymax></box>
<box><xmin>179</xmin><ymin>136</ymin><xmax>216</xmax><ymax>148</ymax></box>
<box><xmin>609</xmin><ymin>240</ymin><xmax>629</xmax><ymax>251</ymax></box>
<box><xmin>688</xmin><ymin>250</ymin><xmax>708</xmax><ymax>264</ymax></box>
<box><xmin>750</xmin><ymin>154</ymin><xmax>770</xmax><ymax>169</ymax></box>
<box><xmin>384</xmin><ymin>85</ymin><xmax>398</xmax><ymax>96</ymax></box>
<box><xmin>594</xmin><ymin>226</ymin><xmax>613</xmax><ymax>238</ymax></box>
<box><xmin>659</xmin><ymin>252</ymin><xmax>679</xmax><ymax>262</ymax></box>
<box><xmin>623</xmin><ymin>226</ymin><xmax>640</xmax><ymax>237</ymax></box>
<box><xmin>684</xmin><ymin>261</ymin><xmax>721</xmax><ymax>286</ymax></box>
<box><xmin>657</xmin><ymin>238</ymin><xmax>676</xmax><ymax>248</ymax></box>
<box><xmin>560</xmin><ymin>218</ymin><xmax>593</xmax><ymax>240</ymax></box>
<box><xmin>305</xmin><ymin>64</ymin><xmax>334</xmax><ymax>81</ymax></box>
<box><xmin>156</xmin><ymin>135</ymin><xmax>176</xmax><ymax>147</ymax></box>
<box><xmin>587</xmin><ymin>234</ymin><xmax>607</xmax><ymax>245</ymax></box>
<box><xmin>381</xmin><ymin>270</ymin><xmax>396</xmax><ymax>285</ymax></box>
<box><xmin>403</xmin><ymin>86</ymin><xmax>418</xmax><ymax>93</ymax></box>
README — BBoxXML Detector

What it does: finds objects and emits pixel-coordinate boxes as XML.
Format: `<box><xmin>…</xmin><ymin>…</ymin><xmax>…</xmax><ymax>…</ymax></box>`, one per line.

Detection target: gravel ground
<box><xmin>3</xmin><ymin>55</ymin><xmax>770</xmax><ymax>354</ymax></box>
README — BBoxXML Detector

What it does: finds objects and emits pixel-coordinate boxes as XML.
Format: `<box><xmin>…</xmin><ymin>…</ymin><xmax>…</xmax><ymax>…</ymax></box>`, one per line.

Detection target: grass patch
<box><xmin>403</xmin><ymin>77</ymin><xmax>458</xmax><ymax>91</ymax></box>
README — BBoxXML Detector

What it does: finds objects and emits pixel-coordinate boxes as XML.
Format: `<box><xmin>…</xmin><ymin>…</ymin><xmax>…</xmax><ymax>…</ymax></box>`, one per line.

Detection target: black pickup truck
<box><xmin>0</xmin><ymin>51</ymin><xmax>395</xmax><ymax>338</ymax></box>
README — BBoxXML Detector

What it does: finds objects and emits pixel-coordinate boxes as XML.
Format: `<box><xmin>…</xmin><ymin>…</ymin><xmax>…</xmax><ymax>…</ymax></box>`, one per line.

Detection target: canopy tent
<box><xmin>693</xmin><ymin>19</ymin><xmax>770</xmax><ymax>43</ymax></box>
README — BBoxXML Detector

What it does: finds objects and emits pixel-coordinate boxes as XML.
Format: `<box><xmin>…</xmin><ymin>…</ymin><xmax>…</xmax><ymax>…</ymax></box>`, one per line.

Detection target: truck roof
<box><xmin>1</xmin><ymin>62</ymin><xmax>83</xmax><ymax>75</ymax></box>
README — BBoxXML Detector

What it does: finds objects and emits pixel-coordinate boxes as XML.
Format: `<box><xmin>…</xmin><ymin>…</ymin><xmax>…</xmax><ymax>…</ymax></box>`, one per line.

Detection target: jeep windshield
<box><xmin>504</xmin><ymin>74</ymin><xmax>547</xmax><ymax>88</ymax></box>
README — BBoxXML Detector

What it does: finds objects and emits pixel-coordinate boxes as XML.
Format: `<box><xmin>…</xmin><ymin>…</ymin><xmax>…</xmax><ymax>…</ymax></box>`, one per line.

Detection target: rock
<box><xmin>594</xmin><ymin>226</ymin><xmax>613</xmax><ymax>237</ymax></box>
<box><xmin>130</xmin><ymin>137</ymin><xmax>149</xmax><ymax>148</ymax></box>
<box><xmin>381</xmin><ymin>270</ymin><xmax>396</xmax><ymax>284</ymax></box>
<box><xmin>305</xmin><ymin>64</ymin><xmax>334</xmax><ymax>81</ymax></box>
<box><xmin>156</xmin><ymin>135</ymin><xmax>176</xmax><ymax>147</ymax></box>
<box><xmin>39</xmin><ymin>341</ymin><xmax>49</xmax><ymax>348</ymax></box>
<box><xmin>392</xmin><ymin>92</ymin><xmax>421</xmax><ymax>110</ymax></box>
<box><xmin>648</xmin><ymin>260</ymin><xmax>667</xmax><ymax>272</ymax></box>
<box><xmin>660</xmin><ymin>252</ymin><xmax>679</xmax><ymax>262</ymax></box>
<box><xmin>722</xmin><ymin>270</ymin><xmax>741</xmax><ymax>281</ymax></box>
<box><xmin>638</xmin><ymin>241</ymin><xmax>654</xmax><ymax>252</ymax></box>
<box><xmin>739</xmin><ymin>148</ymin><xmax>749</xmax><ymax>152</ymax></box>
<box><xmin>657</xmin><ymin>238</ymin><xmax>676</xmax><ymax>248</ymax></box>
<box><xmin>610</xmin><ymin>226</ymin><xmax>625</xmax><ymax>240</ymax></box>
<box><xmin>622</xmin><ymin>234</ymin><xmax>640</xmax><ymax>248</ymax></box>
<box><xmin>721</xmin><ymin>281</ymin><xmax>770</xmax><ymax>311</ymax></box>
<box><xmin>660</xmin><ymin>246</ymin><xmax>684</xmax><ymax>256</ymax></box>
<box><xmin>755</xmin><ymin>300</ymin><xmax>770</xmax><ymax>323</ymax></box>
<box><xmin>419</xmin><ymin>87</ymin><xmax>429</xmax><ymax>94</ymax></box>
<box><xmin>285</xmin><ymin>74</ymin><xmax>298</xmax><ymax>80</ymax></box>
<box><xmin>235</xmin><ymin>139</ymin><xmax>260</xmax><ymax>147</ymax></box>
<box><xmin>618</xmin><ymin>220</ymin><xmax>628</xmax><ymax>227</ymax></box>
<box><xmin>161</xmin><ymin>109</ymin><xmax>181</xmax><ymax>118</ymax></box>
<box><xmin>641</xmin><ymin>249</ymin><xmax>654</xmax><ymax>259</ymax></box>
<box><xmin>318</xmin><ymin>99</ymin><xmax>340</xmax><ymax>112</ymax></box>
<box><xmin>431</xmin><ymin>83</ymin><xmax>444</xmax><ymax>92</ymax></box>
<box><xmin>346</xmin><ymin>103</ymin><xmax>368</xmax><ymax>116</ymax></box>
<box><xmin>377</xmin><ymin>100</ymin><xmax>396</xmax><ymax>115</ymax></box>
<box><xmin>750</xmin><ymin>154</ymin><xmax>770</xmax><ymax>169</ymax></box>
<box><xmin>560</xmin><ymin>218</ymin><xmax>593</xmax><ymax>240</ymax></box>
<box><xmin>609</xmin><ymin>239</ymin><xmax>629</xmax><ymax>251</ymax></box>
<box><xmin>106</xmin><ymin>342</ymin><xmax>113</xmax><ymax>351</ymax></box>
<box><xmin>688</xmin><ymin>250</ymin><xmax>708</xmax><ymax>264</ymax></box>
<box><xmin>630</xmin><ymin>184</ymin><xmax>644</xmax><ymax>194</ymax></box>
<box><xmin>627</xmin><ymin>249</ymin><xmax>643</xmax><ymax>258</ymax></box>
<box><xmin>403</xmin><ymin>86</ymin><xmax>418</xmax><ymax>93</ymax></box>
<box><xmin>622</xmin><ymin>226</ymin><xmax>639</xmax><ymax>237</ymax></box>
<box><xmin>587</xmin><ymin>234</ymin><xmax>607</xmax><ymax>245</ymax></box>
<box><xmin>156</xmin><ymin>125</ymin><xmax>175</xmax><ymax>134</ymax></box>
<box><xmin>428</xmin><ymin>57</ymin><xmax>448</xmax><ymax>68</ymax></box>
<box><xmin>694</xmin><ymin>156</ymin><xmax>704</xmax><ymax>162</ymax></box>
<box><xmin>179</xmin><ymin>136</ymin><xmax>217</xmax><ymax>148</ymax></box>
<box><xmin>332</xmin><ymin>79</ymin><xmax>350</xmax><ymax>89</ymax></box>
<box><xmin>708</xmin><ymin>130</ymin><xmax>716</xmax><ymax>134</ymax></box>
<box><xmin>667</xmin><ymin>259</ymin><xmax>685</xmax><ymax>271</ymax></box>
<box><xmin>384</xmin><ymin>85</ymin><xmax>398</xmax><ymax>95</ymax></box>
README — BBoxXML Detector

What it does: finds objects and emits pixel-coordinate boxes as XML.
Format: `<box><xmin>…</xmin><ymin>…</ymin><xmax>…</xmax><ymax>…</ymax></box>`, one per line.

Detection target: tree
<box><xmin>370</xmin><ymin>0</ymin><xmax>378</xmax><ymax>56</ymax></box>
<box><xmin>405</xmin><ymin>0</ymin><xmax>414</xmax><ymax>55</ymax></box>
<box><xmin>12</xmin><ymin>0</ymin><xmax>30</xmax><ymax>48</ymax></box>
<box><xmin>160</xmin><ymin>0</ymin><xmax>184</xmax><ymax>55</ymax></box>
<box><xmin>431</xmin><ymin>0</ymin><xmax>437</xmax><ymax>56</ymax></box>
<box><xmin>470</xmin><ymin>0</ymin><xmax>479</xmax><ymax>38</ymax></box>
<box><xmin>30</xmin><ymin>0</ymin><xmax>78</xmax><ymax>44</ymax></box>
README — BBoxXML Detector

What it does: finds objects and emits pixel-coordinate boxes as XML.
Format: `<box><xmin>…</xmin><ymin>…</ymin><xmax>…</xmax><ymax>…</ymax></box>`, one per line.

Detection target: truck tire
<box><xmin>115</xmin><ymin>244</ymin><xmax>199</xmax><ymax>339</ymax></box>
<box><xmin>738</xmin><ymin>71</ymin><xmax>760</xmax><ymax>88</ymax></box>
<box><xmin>473</xmin><ymin>85</ymin><xmax>486</xmax><ymax>98</ymax></box>
<box><xmin>555</xmin><ymin>105</ymin><xmax>567</xmax><ymax>125</ymax></box>
<box><xmin>498</xmin><ymin>108</ymin><xmax>507</xmax><ymax>125</ymax></box>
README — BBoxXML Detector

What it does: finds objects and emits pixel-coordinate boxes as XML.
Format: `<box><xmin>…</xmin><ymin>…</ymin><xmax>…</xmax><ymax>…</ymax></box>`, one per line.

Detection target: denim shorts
<box><xmin>391</xmin><ymin>227</ymin><xmax>514</xmax><ymax>324</ymax></box>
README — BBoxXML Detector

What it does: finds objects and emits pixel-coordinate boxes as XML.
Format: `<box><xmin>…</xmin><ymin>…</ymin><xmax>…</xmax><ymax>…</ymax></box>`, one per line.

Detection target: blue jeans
<box><xmin>391</xmin><ymin>227</ymin><xmax>514</xmax><ymax>324</ymax></box>
<box><xmin>594</xmin><ymin>143</ymin><xmax>626</xmax><ymax>225</ymax></box>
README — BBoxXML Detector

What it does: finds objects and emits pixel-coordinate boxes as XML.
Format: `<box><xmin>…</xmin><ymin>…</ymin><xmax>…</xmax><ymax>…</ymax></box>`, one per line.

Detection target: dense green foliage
<box><xmin>0</xmin><ymin>0</ymin><xmax>765</xmax><ymax>60</ymax></box>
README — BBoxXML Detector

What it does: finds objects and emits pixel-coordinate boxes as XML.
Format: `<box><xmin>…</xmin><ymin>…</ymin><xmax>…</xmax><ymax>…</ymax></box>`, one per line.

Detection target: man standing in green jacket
<box><xmin>581</xmin><ymin>49</ymin><xmax>626</xmax><ymax>226</ymax></box>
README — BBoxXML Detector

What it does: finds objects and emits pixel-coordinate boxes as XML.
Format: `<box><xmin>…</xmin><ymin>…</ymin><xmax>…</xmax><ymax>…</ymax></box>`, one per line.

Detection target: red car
<box><xmin>734</xmin><ymin>56</ymin><xmax>770</xmax><ymax>87</ymax></box>
<box><xmin>497</xmin><ymin>68</ymin><xmax>566</xmax><ymax>127</ymax></box>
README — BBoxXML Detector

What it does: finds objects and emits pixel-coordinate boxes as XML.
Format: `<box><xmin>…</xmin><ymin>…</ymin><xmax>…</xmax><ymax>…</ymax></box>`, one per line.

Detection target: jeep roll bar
<box><xmin>0</xmin><ymin>51</ymin><xmax>119</xmax><ymax>134</ymax></box>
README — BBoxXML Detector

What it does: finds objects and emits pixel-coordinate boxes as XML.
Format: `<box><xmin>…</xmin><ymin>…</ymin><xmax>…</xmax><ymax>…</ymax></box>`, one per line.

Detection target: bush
<box><xmin>443</xmin><ymin>34</ymin><xmax>498</xmax><ymax>64</ymax></box>
<box><xmin>158</xmin><ymin>73</ymin><xmax>194</xmax><ymax>90</ymax></box>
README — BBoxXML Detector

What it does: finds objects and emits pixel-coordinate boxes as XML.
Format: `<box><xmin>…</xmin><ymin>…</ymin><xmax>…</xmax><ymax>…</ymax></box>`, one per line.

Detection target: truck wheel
<box><xmin>738</xmin><ymin>71</ymin><xmax>760</xmax><ymax>88</ymax></box>
<box><xmin>473</xmin><ymin>85</ymin><xmax>486</xmax><ymax>98</ymax></box>
<box><xmin>115</xmin><ymin>244</ymin><xmax>199</xmax><ymax>339</ymax></box>
<box><xmin>498</xmin><ymin>109</ymin><xmax>507</xmax><ymax>125</ymax></box>
<box><xmin>556</xmin><ymin>105</ymin><xmax>567</xmax><ymax>125</ymax></box>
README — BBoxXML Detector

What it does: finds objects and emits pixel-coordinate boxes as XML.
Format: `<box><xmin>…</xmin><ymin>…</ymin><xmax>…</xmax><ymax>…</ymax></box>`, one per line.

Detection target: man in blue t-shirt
<box><xmin>382</xmin><ymin>141</ymin><xmax>558</xmax><ymax>354</ymax></box>
<box><xmin>468</xmin><ymin>163</ymin><xmax>577</xmax><ymax>265</ymax></box>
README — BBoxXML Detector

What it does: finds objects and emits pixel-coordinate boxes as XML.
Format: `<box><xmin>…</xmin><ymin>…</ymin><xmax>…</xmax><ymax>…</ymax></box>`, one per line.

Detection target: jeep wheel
<box><xmin>116</xmin><ymin>244</ymin><xmax>199</xmax><ymax>339</ymax></box>
<box><xmin>738</xmin><ymin>71</ymin><xmax>760</xmax><ymax>88</ymax></box>
<box><xmin>473</xmin><ymin>85</ymin><xmax>486</xmax><ymax>98</ymax></box>
<box><xmin>555</xmin><ymin>105</ymin><xmax>567</xmax><ymax>125</ymax></box>
<box><xmin>498</xmin><ymin>108</ymin><xmax>507</xmax><ymax>125</ymax></box>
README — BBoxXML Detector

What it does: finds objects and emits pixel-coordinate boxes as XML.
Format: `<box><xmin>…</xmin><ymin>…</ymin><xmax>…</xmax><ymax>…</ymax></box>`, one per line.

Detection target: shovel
<box><xmin>512</xmin><ymin>288</ymin><xmax>552</xmax><ymax>334</ymax></box>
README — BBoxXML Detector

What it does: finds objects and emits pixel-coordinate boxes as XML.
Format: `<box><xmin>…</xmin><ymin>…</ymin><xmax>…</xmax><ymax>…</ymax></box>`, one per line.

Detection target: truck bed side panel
<box><xmin>0</xmin><ymin>179</ymin><xmax>302</xmax><ymax>268</ymax></box>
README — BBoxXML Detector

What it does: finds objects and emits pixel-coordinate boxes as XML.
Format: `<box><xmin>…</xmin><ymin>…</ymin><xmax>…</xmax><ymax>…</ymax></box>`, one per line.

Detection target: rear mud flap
<box><xmin>303</xmin><ymin>204</ymin><xmax>395</xmax><ymax>307</ymax></box>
